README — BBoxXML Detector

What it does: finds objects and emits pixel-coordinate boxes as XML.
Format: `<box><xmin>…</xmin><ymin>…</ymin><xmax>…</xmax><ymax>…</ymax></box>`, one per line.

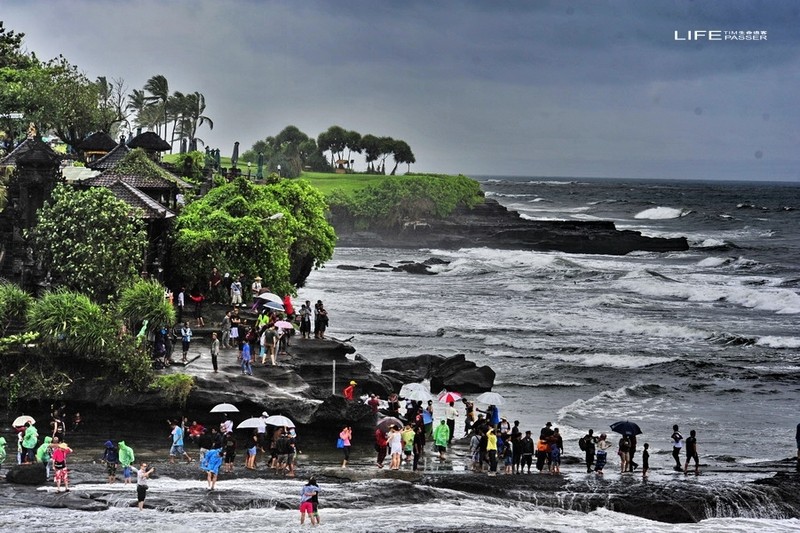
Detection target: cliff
<box><xmin>332</xmin><ymin>198</ymin><xmax>689</xmax><ymax>255</ymax></box>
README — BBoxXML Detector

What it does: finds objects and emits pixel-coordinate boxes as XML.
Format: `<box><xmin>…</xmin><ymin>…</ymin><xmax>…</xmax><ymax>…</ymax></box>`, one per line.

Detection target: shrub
<box><xmin>151</xmin><ymin>373</ymin><xmax>194</xmax><ymax>408</ymax></box>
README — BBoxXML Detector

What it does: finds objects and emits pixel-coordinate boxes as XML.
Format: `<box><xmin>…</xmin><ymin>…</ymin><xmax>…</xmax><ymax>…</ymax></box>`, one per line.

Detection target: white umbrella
<box><xmin>12</xmin><ymin>415</ymin><xmax>35</xmax><ymax>427</ymax></box>
<box><xmin>256</xmin><ymin>292</ymin><xmax>283</xmax><ymax>303</ymax></box>
<box><xmin>210</xmin><ymin>403</ymin><xmax>240</xmax><ymax>413</ymax></box>
<box><xmin>475</xmin><ymin>391</ymin><xmax>505</xmax><ymax>406</ymax></box>
<box><xmin>236</xmin><ymin>417</ymin><xmax>266</xmax><ymax>431</ymax></box>
<box><xmin>263</xmin><ymin>300</ymin><xmax>285</xmax><ymax>311</ymax></box>
<box><xmin>264</xmin><ymin>414</ymin><xmax>295</xmax><ymax>428</ymax></box>
<box><xmin>404</xmin><ymin>389</ymin><xmax>432</xmax><ymax>402</ymax></box>
<box><xmin>399</xmin><ymin>382</ymin><xmax>427</xmax><ymax>397</ymax></box>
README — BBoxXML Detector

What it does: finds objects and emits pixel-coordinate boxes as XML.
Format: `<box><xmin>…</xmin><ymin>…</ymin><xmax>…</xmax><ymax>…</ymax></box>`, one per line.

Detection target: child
<box><xmin>642</xmin><ymin>442</ymin><xmax>650</xmax><ymax>478</ymax></box>
<box><xmin>549</xmin><ymin>441</ymin><xmax>561</xmax><ymax>475</ymax></box>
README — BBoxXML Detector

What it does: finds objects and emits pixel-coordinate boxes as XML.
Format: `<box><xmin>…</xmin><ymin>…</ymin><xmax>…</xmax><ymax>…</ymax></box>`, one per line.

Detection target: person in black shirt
<box><xmin>684</xmin><ymin>429</ymin><xmax>699</xmax><ymax>475</ymax></box>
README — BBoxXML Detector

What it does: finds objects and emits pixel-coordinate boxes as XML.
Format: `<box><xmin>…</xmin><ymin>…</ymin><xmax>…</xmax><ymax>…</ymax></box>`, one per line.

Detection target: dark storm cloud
<box><xmin>1</xmin><ymin>0</ymin><xmax>798</xmax><ymax>179</ymax></box>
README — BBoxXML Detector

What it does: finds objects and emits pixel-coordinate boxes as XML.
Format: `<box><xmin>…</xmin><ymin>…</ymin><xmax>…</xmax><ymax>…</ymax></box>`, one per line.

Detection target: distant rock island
<box><xmin>332</xmin><ymin>197</ymin><xmax>689</xmax><ymax>254</ymax></box>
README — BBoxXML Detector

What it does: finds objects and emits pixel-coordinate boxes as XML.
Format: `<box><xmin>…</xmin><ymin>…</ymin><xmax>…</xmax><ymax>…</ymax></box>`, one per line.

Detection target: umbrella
<box><xmin>475</xmin><ymin>391</ymin><xmax>506</xmax><ymax>406</ymax></box>
<box><xmin>399</xmin><ymin>382</ymin><xmax>427</xmax><ymax>396</ymax></box>
<box><xmin>403</xmin><ymin>389</ymin><xmax>432</xmax><ymax>402</ymax></box>
<box><xmin>610</xmin><ymin>420</ymin><xmax>642</xmax><ymax>436</ymax></box>
<box><xmin>437</xmin><ymin>390</ymin><xmax>462</xmax><ymax>403</ymax></box>
<box><xmin>210</xmin><ymin>403</ymin><xmax>239</xmax><ymax>413</ymax></box>
<box><xmin>12</xmin><ymin>415</ymin><xmax>35</xmax><ymax>427</ymax></box>
<box><xmin>263</xmin><ymin>301</ymin><xmax>285</xmax><ymax>312</ymax></box>
<box><xmin>275</xmin><ymin>320</ymin><xmax>294</xmax><ymax>329</ymax></box>
<box><xmin>256</xmin><ymin>292</ymin><xmax>283</xmax><ymax>303</ymax></box>
<box><xmin>236</xmin><ymin>417</ymin><xmax>266</xmax><ymax>431</ymax></box>
<box><xmin>376</xmin><ymin>416</ymin><xmax>405</xmax><ymax>434</ymax></box>
<box><xmin>264</xmin><ymin>415</ymin><xmax>295</xmax><ymax>428</ymax></box>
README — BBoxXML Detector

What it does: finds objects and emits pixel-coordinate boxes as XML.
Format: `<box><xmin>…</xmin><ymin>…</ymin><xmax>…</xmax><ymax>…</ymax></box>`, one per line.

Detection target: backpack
<box><xmin>578</xmin><ymin>436</ymin><xmax>587</xmax><ymax>451</ymax></box>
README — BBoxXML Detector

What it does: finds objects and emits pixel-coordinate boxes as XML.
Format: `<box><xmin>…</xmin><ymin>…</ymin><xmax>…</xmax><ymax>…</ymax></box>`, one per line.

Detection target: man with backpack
<box><xmin>579</xmin><ymin>429</ymin><xmax>597</xmax><ymax>473</ymax></box>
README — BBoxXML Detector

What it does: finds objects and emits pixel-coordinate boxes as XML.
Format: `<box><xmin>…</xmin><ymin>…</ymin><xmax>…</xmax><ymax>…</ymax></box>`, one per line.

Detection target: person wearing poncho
<box><xmin>35</xmin><ymin>436</ymin><xmax>53</xmax><ymax>479</ymax></box>
<box><xmin>433</xmin><ymin>419</ymin><xmax>450</xmax><ymax>461</ymax></box>
<box><xmin>118</xmin><ymin>441</ymin><xmax>136</xmax><ymax>484</ymax></box>
<box><xmin>201</xmin><ymin>447</ymin><xmax>223</xmax><ymax>490</ymax></box>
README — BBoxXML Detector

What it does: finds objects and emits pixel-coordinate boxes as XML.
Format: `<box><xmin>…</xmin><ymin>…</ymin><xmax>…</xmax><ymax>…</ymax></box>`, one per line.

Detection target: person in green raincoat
<box><xmin>36</xmin><ymin>436</ymin><xmax>54</xmax><ymax>480</ymax></box>
<box><xmin>118</xmin><ymin>441</ymin><xmax>136</xmax><ymax>484</ymax></box>
<box><xmin>22</xmin><ymin>422</ymin><xmax>38</xmax><ymax>463</ymax></box>
<box><xmin>0</xmin><ymin>436</ymin><xmax>7</xmax><ymax>472</ymax></box>
<box><xmin>433</xmin><ymin>419</ymin><xmax>450</xmax><ymax>462</ymax></box>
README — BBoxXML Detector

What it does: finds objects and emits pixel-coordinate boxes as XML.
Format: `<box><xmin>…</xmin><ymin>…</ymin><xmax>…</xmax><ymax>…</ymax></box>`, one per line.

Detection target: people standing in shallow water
<box><xmin>796</xmin><ymin>422</ymin><xmax>800</xmax><ymax>472</ymax></box>
<box><xmin>594</xmin><ymin>433</ymin><xmax>612</xmax><ymax>475</ymax></box>
<box><xmin>300</xmin><ymin>477</ymin><xmax>320</xmax><ymax>526</ymax></box>
<box><xmin>684</xmin><ymin>429</ymin><xmax>700</xmax><ymax>475</ymax></box>
<box><xmin>671</xmin><ymin>424</ymin><xmax>684</xmax><ymax>472</ymax></box>
<box><xmin>131</xmin><ymin>462</ymin><xmax>155</xmax><ymax>510</ymax></box>
<box><xmin>642</xmin><ymin>442</ymin><xmax>650</xmax><ymax>478</ymax></box>
<box><xmin>580</xmin><ymin>429</ymin><xmax>597</xmax><ymax>473</ymax></box>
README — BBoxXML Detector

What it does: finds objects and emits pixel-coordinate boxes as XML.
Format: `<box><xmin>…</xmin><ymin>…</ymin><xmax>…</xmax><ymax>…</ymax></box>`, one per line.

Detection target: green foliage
<box><xmin>172</xmin><ymin>150</ymin><xmax>205</xmax><ymax>183</ymax></box>
<box><xmin>327</xmin><ymin>174</ymin><xmax>484</xmax><ymax>228</ymax></box>
<box><xmin>27</xmin><ymin>289</ymin><xmax>117</xmax><ymax>359</ymax></box>
<box><xmin>173</xmin><ymin>176</ymin><xmax>336</xmax><ymax>294</ymax></box>
<box><xmin>150</xmin><ymin>373</ymin><xmax>194</xmax><ymax>408</ymax></box>
<box><xmin>0</xmin><ymin>283</ymin><xmax>32</xmax><ymax>335</ymax></box>
<box><xmin>29</xmin><ymin>184</ymin><xmax>148</xmax><ymax>301</ymax></box>
<box><xmin>114</xmin><ymin>148</ymin><xmax>185</xmax><ymax>185</ymax></box>
<box><xmin>117</xmin><ymin>279</ymin><xmax>176</xmax><ymax>332</ymax></box>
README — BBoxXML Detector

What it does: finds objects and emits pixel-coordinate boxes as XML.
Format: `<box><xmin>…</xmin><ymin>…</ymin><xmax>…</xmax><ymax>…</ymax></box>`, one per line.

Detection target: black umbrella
<box><xmin>610</xmin><ymin>420</ymin><xmax>642</xmax><ymax>436</ymax></box>
<box><xmin>376</xmin><ymin>416</ymin><xmax>404</xmax><ymax>434</ymax></box>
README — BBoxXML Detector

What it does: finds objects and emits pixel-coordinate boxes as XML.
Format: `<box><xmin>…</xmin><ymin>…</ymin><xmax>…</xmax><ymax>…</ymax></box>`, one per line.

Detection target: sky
<box><xmin>2</xmin><ymin>0</ymin><xmax>799</xmax><ymax>181</ymax></box>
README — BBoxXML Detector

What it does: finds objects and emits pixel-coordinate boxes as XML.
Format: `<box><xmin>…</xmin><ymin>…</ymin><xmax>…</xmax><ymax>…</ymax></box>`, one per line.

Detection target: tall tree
<box><xmin>317</xmin><ymin>125</ymin><xmax>347</xmax><ymax>167</ymax></box>
<box><xmin>390</xmin><ymin>140</ymin><xmax>415</xmax><ymax>175</ymax></box>
<box><xmin>95</xmin><ymin>76</ymin><xmax>128</xmax><ymax>134</ymax></box>
<box><xmin>143</xmin><ymin>74</ymin><xmax>169</xmax><ymax>139</ymax></box>
<box><xmin>360</xmin><ymin>134</ymin><xmax>381</xmax><ymax>173</ymax></box>
<box><xmin>182</xmin><ymin>91</ymin><xmax>213</xmax><ymax>149</ymax></box>
<box><xmin>377</xmin><ymin>136</ymin><xmax>395</xmax><ymax>174</ymax></box>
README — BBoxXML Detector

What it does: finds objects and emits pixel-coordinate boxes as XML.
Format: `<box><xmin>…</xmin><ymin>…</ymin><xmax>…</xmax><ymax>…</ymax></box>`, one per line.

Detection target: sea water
<box><xmin>3</xmin><ymin>178</ymin><xmax>799</xmax><ymax>531</ymax></box>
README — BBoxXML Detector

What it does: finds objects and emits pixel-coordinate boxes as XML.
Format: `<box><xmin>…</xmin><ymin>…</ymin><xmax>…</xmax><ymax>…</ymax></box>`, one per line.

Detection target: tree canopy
<box><xmin>28</xmin><ymin>185</ymin><xmax>148</xmax><ymax>301</ymax></box>
<box><xmin>172</xmin><ymin>176</ymin><xmax>336</xmax><ymax>294</ymax></box>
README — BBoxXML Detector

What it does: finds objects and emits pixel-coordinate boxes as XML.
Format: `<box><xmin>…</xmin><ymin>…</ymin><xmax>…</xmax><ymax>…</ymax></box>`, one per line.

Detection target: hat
<box><xmin>262</xmin><ymin>411</ymin><xmax>269</xmax><ymax>417</ymax></box>
<box><xmin>349</xmin><ymin>380</ymin><xmax>357</xmax><ymax>385</ymax></box>
<box><xmin>105</xmin><ymin>440</ymin><xmax>113</xmax><ymax>447</ymax></box>
<box><xmin>58</xmin><ymin>443</ymin><xmax>69</xmax><ymax>449</ymax></box>
<box><xmin>545</xmin><ymin>422</ymin><xmax>552</xmax><ymax>426</ymax></box>
<box><xmin>254</xmin><ymin>276</ymin><xmax>262</xmax><ymax>280</ymax></box>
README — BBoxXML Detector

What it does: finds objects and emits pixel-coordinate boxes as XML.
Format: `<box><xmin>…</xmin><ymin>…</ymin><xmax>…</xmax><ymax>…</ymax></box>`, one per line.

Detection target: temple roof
<box><xmin>0</xmin><ymin>138</ymin><xmax>61</xmax><ymax>167</ymax></box>
<box><xmin>127</xmin><ymin>131</ymin><xmax>171</xmax><ymax>151</ymax></box>
<box><xmin>106</xmin><ymin>179</ymin><xmax>175</xmax><ymax>220</ymax></box>
<box><xmin>78</xmin><ymin>131</ymin><xmax>117</xmax><ymax>152</ymax></box>
<box><xmin>82</xmin><ymin>171</ymin><xmax>192</xmax><ymax>190</ymax></box>
<box><xmin>87</xmin><ymin>142</ymin><xmax>131</xmax><ymax>170</ymax></box>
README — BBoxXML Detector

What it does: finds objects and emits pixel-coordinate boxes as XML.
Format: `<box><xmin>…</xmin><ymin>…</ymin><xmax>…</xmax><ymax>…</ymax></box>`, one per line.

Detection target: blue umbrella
<box><xmin>610</xmin><ymin>421</ymin><xmax>642</xmax><ymax>436</ymax></box>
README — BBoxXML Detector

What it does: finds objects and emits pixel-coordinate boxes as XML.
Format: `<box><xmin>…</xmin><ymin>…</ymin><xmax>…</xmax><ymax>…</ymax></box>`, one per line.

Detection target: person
<box><xmin>520</xmin><ymin>430</ymin><xmax>535</xmax><ymax>474</ymax></box>
<box><xmin>388</xmin><ymin>425</ymin><xmax>403</xmax><ymax>469</ymax></box>
<box><xmin>52</xmin><ymin>441</ymin><xmax>72</xmax><ymax>492</ymax></box>
<box><xmin>343</xmin><ymin>380</ymin><xmax>356</xmax><ymax>400</ymax></box>
<box><xmin>580</xmin><ymin>429</ymin><xmax>597</xmax><ymax>473</ymax></box>
<box><xmin>618</xmin><ymin>434</ymin><xmax>631</xmax><ymax>474</ymax></box>
<box><xmin>101</xmin><ymin>440</ymin><xmax>119</xmax><ymax>483</ymax></box>
<box><xmin>469</xmin><ymin>429</ymin><xmax>482</xmax><ymax>472</ymax></box>
<box><xmin>671</xmin><ymin>424</ymin><xmax>684</xmax><ymax>472</ymax></box>
<box><xmin>498</xmin><ymin>417</ymin><xmax>511</xmax><ymax>434</ymax></box>
<box><xmin>315</xmin><ymin>302</ymin><xmax>329</xmax><ymax>339</ymax></box>
<box><xmin>208</xmin><ymin>267</ymin><xmax>222</xmax><ymax>303</ymax></box>
<box><xmin>261</xmin><ymin>325</ymin><xmax>277</xmax><ymax>365</ymax></box>
<box><xmin>422</xmin><ymin>400</ymin><xmax>434</xmax><ymax>438</ymax></box>
<box><xmin>462</xmin><ymin>398</ymin><xmax>476</xmax><ymax>437</ymax></box>
<box><xmin>22</xmin><ymin>422</ymin><xmax>38</xmax><ymax>463</ymax></box>
<box><xmin>35</xmin><ymin>436</ymin><xmax>53</xmax><ymax>480</ymax></box>
<box><xmin>286</xmin><ymin>430</ymin><xmax>298</xmax><ymax>477</ymax></box>
<box><xmin>338</xmin><ymin>425</ymin><xmax>352</xmax><ymax>468</ymax></box>
<box><xmin>549</xmin><ymin>439</ymin><xmax>561</xmax><ymax>475</ymax></box>
<box><xmin>445</xmin><ymin>401</ymin><xmax>458</xmax><ymax>444</ymax></box>
<box><xmin>131</xmin><ymin>462</ymin><xmax>155</xmax><ymax>510</ymax></box>
<box><xmin>230</xmin><ymin>278</ymin><xmax>243</xmax><ymax>307</ymax></box>
<box><xmin>401</xmin><ymin>424</ymin><xmax>415</xmax><ymax>465</ymax></box>
<box><xmin>51</xmin><ymin>414</ymin><xmax>66</xmax><ymax>443</ymax></box>
<box><xmin>250</xmin><ymin>276</ymin><xmax>262</xmax><ymax>306</ymax></box>
<box><xmin>210</xmin><ymin>332</ymin><xmax>220</xmax><ymax>373</ymax></box>
<box><xmin>245</xmin><ymin>430</ymin><xmax>258</xmax><ymax>470</ymax></box>
<box><xmin>180</xmin><ymin>322</ymin><xmax>192</xmax><ymax>363</ymax></box>
<box><xmin>375</xmin><ymin>427</ymin><xmax>388</xmax><ymax>468</ymax></box>
<box><xmin>189</xmin><ymin>290</ymin><xmax>205</xmax><ymax>327</ymax></box>
<box><xmin>168</xmin><ymin>420</ymin><xmax>193</xmax><ymax>464</ymax></box>
<box><xmin>594</xmin><ymin>433</ymin><xmax>612</xmax><ymax>475</ymax></box>
<box><xmin>486</xmin><ymin>428</ymin><xmax>498</xmax><ymax>476</ymax></box>
<box><xmin>502</xmin><ymin>432</ymin><xmax>514</xmax><ymax>474</ymax></box>
<box><xmin>628</xmin><ymin>433</ymin><xmax>638</xmax><ymax>472</ymax></box>
<box><xmin>684</xmin><ymin>429</ymin><xmax>700</xmax><ymax>475</ymax></box>
<box><xmin>220</xmin><ymin>415</ymin><xmax>234</xmax><ymax>436</ymax></box>
<box><xmin>241</xmin><ymin>340</ymin><xmax>253</xmax><ymax>375</ymax></box>
<box><xmin>223</xmin><ymin>432</ymin><xmax>236</xmax><ymax>473</ymax></box>
<box><xmin>300</xmin><ymin>476</ymin><xmax>320</xmax><ymax>526</ymax></box>
<box><xmin>118</xmin><ymin>441</ymin><xmax>135</xmax><ymax>484</ymax></box>
<box><xmin>412</xmin><ymin>425</ymin><xmax>425</xmax><ymax>471</ymax></box>
<box><xmin>367</xmin><ymin>394</ymin><xmax>381</xmax><ymax>416</ymax></box>
<box><xmin>540</xmin><ymin>421</ymin><xmax>554</xmax><ymax>440</ymax></box>
<box><xmin>433</xmin><ymin>419</ymin><xmax>450</xmax><ymax>462</ymax></box>
<box><xmin>230</xmin><ymin>308</ymin><xmax>241</xmax><ymax>348</ymax></box>
<box><xmin>298</xmin><ymin>304</ymin><xmax>311</xmax><ymax>339</ymax></box>
<box><xmin>201</xmin><ymin>447</ymin><xmax>223</xmax><ymax>490</ymax></box>
<box><xmin>176</xmin><ymin>287</ymin><xmax>185</xmax><ymax>323</ymax></box>
<box><xmin>796</xmin><ymin>423</ymin><xmax>800</xmax><ymax>472</ymax></box>
<box><xmin>642</xmin><ymin>442</ymin><xmax>650</xmax><ymax>479</ymax></box>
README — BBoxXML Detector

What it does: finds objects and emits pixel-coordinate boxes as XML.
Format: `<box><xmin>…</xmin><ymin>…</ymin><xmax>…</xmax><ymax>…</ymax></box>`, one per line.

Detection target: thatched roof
<box><xmin>0</xmin><ymin>138</ymin><xmax>61</xmax><ymax>167</ymax></box>
<box><xmin>106</xmin><ymin>179</ymin><xmax>175</xmax><ymax>220</ymax></box>
<box><xmin>127</xmin><ymin>131</ymin><xmax>170</xmax><ymax>151</ymax></box>
<box><xmin>78</xmin><ymin>131</ymin><xmax>117</xmax><ymax>152</ymax></box>
<box><xmin>87</xmin><ymin>142</ymin><xmax>131</xmax><ymax>171</ymax></box>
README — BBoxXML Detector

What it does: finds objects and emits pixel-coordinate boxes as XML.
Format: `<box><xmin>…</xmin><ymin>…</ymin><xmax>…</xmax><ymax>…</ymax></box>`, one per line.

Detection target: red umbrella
<box><xmin>437</xmin><ymin>390</ymin><xmax>462</xmax><ymax>403</ymax></box>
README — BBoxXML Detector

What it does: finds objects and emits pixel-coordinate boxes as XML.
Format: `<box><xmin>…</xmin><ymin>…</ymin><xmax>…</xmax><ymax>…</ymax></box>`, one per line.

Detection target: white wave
<box><xmin>526</xmin><ymin>180</ymin><xmax>576</xmax><ymax>185</ymax></box>
<box><xmin>756</xmin><ymin>336</ymin><xmax>800</xmax><ymax>349</ymax></box>
<box><xmin>634</xmin><ymin>206</ymin><xmax>689</xmax><ymax>220</ymax></box>
<box><xmin>484</xmin><ymin>192</ymin><xmax>533</xmax><ymax>198</ymax></box>
<box><xmin>538</xmin><ymin>312</ymin><xmax>707</xmax><ymax>341</ymax></box>
<box><xmin>697</xmin><ymin>257</ymin><xmax>732</xmax><ymax>268</ymax></box>
<box><xmin>545</xmin><ymin>351</ymin><xmax>678</xmax><ymax>369</ymax></box>
<box><xmin>696</xmin><ymin>239</ymin><xmax>729</xmax><ymax>248</ymax></box>
<box><xmin>557</xmin><ymin>383</ymin><xmax>670</xmax><ymax>422</ymax></box>
<box><xmin>520</xmin><ymin>214</ymin><xmax>567</xmax><ymax>221</ymax></box>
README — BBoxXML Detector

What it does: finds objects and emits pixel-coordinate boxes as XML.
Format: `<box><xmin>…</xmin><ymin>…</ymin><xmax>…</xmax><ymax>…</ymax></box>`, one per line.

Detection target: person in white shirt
<box><xmin>445</xmin><ymin>402</ymin><xmax>459</xmax><ymax>444</ymax></box>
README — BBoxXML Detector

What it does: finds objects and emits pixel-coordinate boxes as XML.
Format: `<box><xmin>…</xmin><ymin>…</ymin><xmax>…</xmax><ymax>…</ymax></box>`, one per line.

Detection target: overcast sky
<box><xmin>2</xmin><ymin>0</ymin><xmax>799</xmax><ymax>180</ymax></box>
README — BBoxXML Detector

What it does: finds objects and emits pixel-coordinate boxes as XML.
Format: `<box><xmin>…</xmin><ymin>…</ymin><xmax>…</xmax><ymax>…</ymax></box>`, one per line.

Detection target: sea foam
<box><xmin>634</xmin><ymin>207</ymin><xmax>689</xmax><ymax>220</ymax></box>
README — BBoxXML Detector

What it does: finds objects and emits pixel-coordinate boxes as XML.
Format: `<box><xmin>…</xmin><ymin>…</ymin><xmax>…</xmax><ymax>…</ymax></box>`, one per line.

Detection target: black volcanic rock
<box><xmin>381</xmin><ymin>354</ymin><xmax>446</xmax><ymax>384</ymax></box>
<box><xmin>332</xmin><ymin>198</ymin><xmax>689</xmax><ymax>255</ymax></box>
<box><xmin>392</xmin><ymin>263</ymin><xmax>436</xmax><ymax>275</ymax></box>
<box><xmin>6</xmin><ymin>464</ymin><xmax>46</xmax><ymax>485</ymax></box>
<box><xmin>429</xmin><ymin>354</ymin><xmax>496</xmax><ymax>393</ymax></box>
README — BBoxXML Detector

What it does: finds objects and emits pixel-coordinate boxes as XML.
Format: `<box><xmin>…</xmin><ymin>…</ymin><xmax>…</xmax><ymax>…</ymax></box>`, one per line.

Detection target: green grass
<box><xmin>297</xmin><ymin>171</ymin><xmax>389</xmax><ymax>195</ymax></box>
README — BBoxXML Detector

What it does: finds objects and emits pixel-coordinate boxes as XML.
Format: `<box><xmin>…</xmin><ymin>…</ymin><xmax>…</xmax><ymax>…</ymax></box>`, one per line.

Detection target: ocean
<box><xmin>3</xmin><ymin>177</ymin><xmax>799</xmax><ymax>532</ymax></box>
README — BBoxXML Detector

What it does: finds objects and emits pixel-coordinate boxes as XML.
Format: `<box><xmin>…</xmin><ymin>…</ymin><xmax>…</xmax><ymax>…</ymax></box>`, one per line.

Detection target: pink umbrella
<box><xmin>275</xmin><ymin>320</ymin><xmax>294</xmax><ymax>329</ymax></box>
<box><xmin>437</xmin><ymin>390</ymin><xmax>462</xmax><ymax>403</ymax></box>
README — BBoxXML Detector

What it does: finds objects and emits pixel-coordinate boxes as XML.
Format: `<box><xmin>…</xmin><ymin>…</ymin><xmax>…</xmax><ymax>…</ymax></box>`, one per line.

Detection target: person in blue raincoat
<box><xmin>201</xmin><ymin>447</ymin><xmax>223</xmax><ymax>490</ymax></box>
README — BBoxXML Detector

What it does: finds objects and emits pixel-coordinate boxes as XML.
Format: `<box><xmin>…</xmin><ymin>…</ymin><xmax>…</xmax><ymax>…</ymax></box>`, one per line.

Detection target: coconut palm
<box><xmin>181</xmin><ymin>92</ymin><xmax>213</xmax><ymax>150</ymax></box>
<box><xmin>143</xmin><ymin>74</ymin><xmax>169</xmax><ymax>139</ymax></box>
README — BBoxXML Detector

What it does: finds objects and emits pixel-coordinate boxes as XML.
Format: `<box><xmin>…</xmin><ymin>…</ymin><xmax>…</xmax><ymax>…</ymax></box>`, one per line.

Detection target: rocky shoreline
<box><xmin>331</xmin><ymin>198</ymin><xmax>690</xmax><ymax>255</ymax></box>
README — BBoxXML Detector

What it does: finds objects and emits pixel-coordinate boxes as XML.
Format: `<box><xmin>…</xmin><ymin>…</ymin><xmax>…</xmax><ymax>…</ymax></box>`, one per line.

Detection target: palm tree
<box><xmin>182</xmin><ymin>92</ymin><xmax>213</xmax><ymax>150</ymax></box>
<box><xmin>143</xmin><ymin>74</ymin><xmax>169</xmax><ymax>139</ymax></box>
<box><xmin>166</xmin><ymin>90</ymin><xmax>186</xmax><ymax>151</ymax></box>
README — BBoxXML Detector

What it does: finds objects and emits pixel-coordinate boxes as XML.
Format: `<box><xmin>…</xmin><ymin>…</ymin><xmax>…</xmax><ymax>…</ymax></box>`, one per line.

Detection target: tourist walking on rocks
<box><xmin>520</xmin><ymin>430</ymin><xmax>535</xmax><ymax>474</ymax></box>
<box><xmin>245</xmin><ymin>430</ymin><xmax>259</xmax><ymax>470</ymax></box>
<box><xmin>445</xmin><ymin>402</ymin><xmax>458</xmax><ymax>444</ymax></box>
<box><xmin>300</xmin><ymin>476</ymin><xmax>320</xmax><ymax>526</ymax></box>
<box><xmin>343</xmin><ymin>380</ymin><xmax>356</xmax><ymax>400</ymax></box>
<box><xmin>628</xmin><ymin>434</ymin><xmax>639</xmax><ymax>472</ymax></box>
<box><xmin>36</xmin><ymin>436</ymin><xmax>53</xmax><ymax>480</ymax></box>
<box><xmin>230</xmin><ymin>278</ymin><xmax>243</xmax><ymax>307</ymax></box>
<box><xmin>549</xmin><ymin>439</ymin><xmax>561</xmax><ymax>475</ymax></box>
<box><xmin>201</xmin><ymin>447</ymin><xmax>223</xmax><ymax>490</ymax></box>
<box><xmin>580</xmin><ymin>429</ymin><xmax>597</xmax><ymax>473</ymax></box>
<box><xmin>375</xmin><ymin>427</ymin><xmax>388</xmax><ymax>468</ymax></box>
<box><xmin>208</xmin><ymin>267</ymin><xmax>223</xmax><ymax>303</ymax></box>
<box><xmin>402</xmin><ymin>425</ymin><xmax>415</xmax><ymax>465</ymax></box>
<box><xmin>168</xmin><ymin>420</ymin><xmax>193</xmax><ymax>464</ymax></box>
<box><xmin>230</xmin><ymin>308</ymin><xmax>241</xmax><ymax>348</ymax></box>
<box><xmin>210</xmin><ymin>332</ymin><xmax>220</xmax><ymax>373</ymax></box>
<box><xmin>423</xmin><ymin>400</ymin><xmax>434</xmax><ymax>438</ymax></box>
<box><xmin>52</xmin><ymin>442</ymin><xmax>71</xmax><ymax>492</ymax></box>
<box><xmin>314</xmin><ymin>302</ymin><xmax>328</xmax><ymax>339</ymax></box>
<box><xmin>261</xmin><ymin>325</ymin><xmax>277</xmax><ymax>365</ymax></box>
<box><xmin>413</xmin><ymin>425</ymin><xmax>425</xmax><ymax>471</ymax></box>
<box><xmin>223</xmin><ymin>432</ymin><xmax>236</xmax><ymax>473</ymax></box>
<box><xmin>180</xmin><ymin>322</ymin><xmax>192</xmax><ymax>363</ymax></box>
<box><xmin>796</xmin><ymin>423</ymin><xmax>800</xmax><ymax>472</ymax></box>
<box><xmin>339</xmin><ymin>426</ymin><xmax>352</xmax><ymax>468</ymax></box>
<box><xmin>118</xmin><ymin>441</ymin><xmax>135</xmax><ymax>484</ymax></box>
<box><xmin>433</xmin><ymin>420</ymin><xmax>450</xmax><ymax>462</ymax></box>
<box><xmin>469</xmin><ymin>429</ymin><xmax>482</xmax><ymax>472</ymax></box>
<box><xmin>486</xmin><ymin>428</ymin><xmax>498</xmax><ymax>475</ymax></box>
<box><xmin>618</xmin><ymin>434</ymin><xmax>631</xmax><ymax>474</ymax></box>
<box><xmin>131</xmin><ymin>462</ymin><xmax>155</xmax><ymax>510</ymax></box>
<box><xmin>176</xmin><ymin>287</ymin><xmax>185</xmax><ymax>323</ymax></box>
<box><xmin>241</xmin><ymin>339</ymin><xmax>253</xmax><ymax>375</ymax></box>
<box><xmin>101</xmin><ymin>440</ymin><xmax>119</xmax><ymax>483</ymax></box>
<box><xmin>684</xmin><ymin>429</ymin><xmax>700</xmax><ymax>475</ymax></box>
<box><xmin>22</xmin><ymin>422</ymin><xmax>38</xmax><ymax>463</ymax></box>
<box><xmin>388</xmin><ymin>425</ymin><xmax>403</xmax><ymax>469</ymax></box>
<box><xmin>250</xmin><ymin>276</ymin><xmax>262</xmax><ymax>307</ymax></box>
<box><xmin>189</xmin><ymin>291</ymin><xmax>205</xmax><ymax>327</ymax></box>
<box><xmin>671</xmin><ymin>424</ymin><xmax>684</xmax><ymax>472</ymax></box>
<box><xmin>594</xmin><ymin>433</ymin><xmax>612</xmax><ymax>475</ymax></box>
<box><xmin>642</xmin><ymin>442</ymin><xmax>650</xmax><ymax>478</ymax></box>
<box><xmin>221</xmin><ymin>312</ymin><xmax>231</xmax><ymax>349</ymax></box>
<box><xmin>299</xmin><ymin>303</ymin><xmax>311</xmax><ymax>338</ymax></box>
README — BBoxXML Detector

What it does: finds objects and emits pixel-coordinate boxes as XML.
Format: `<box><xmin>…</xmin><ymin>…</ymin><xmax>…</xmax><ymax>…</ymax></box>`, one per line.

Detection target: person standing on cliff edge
<box><xmin>671</xmin><ymin>424</ymin><xmax>684</xmax><ymax>472</ymax></box>
<box><xmin>343</xmin><ymin>380</ymin><xmax>356</xmax><ymax>400</ymax></box>
<box><xmin>795</xmin><ymin>422</ymin><xmax>799</xmax><ymax>471</ymax></box>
